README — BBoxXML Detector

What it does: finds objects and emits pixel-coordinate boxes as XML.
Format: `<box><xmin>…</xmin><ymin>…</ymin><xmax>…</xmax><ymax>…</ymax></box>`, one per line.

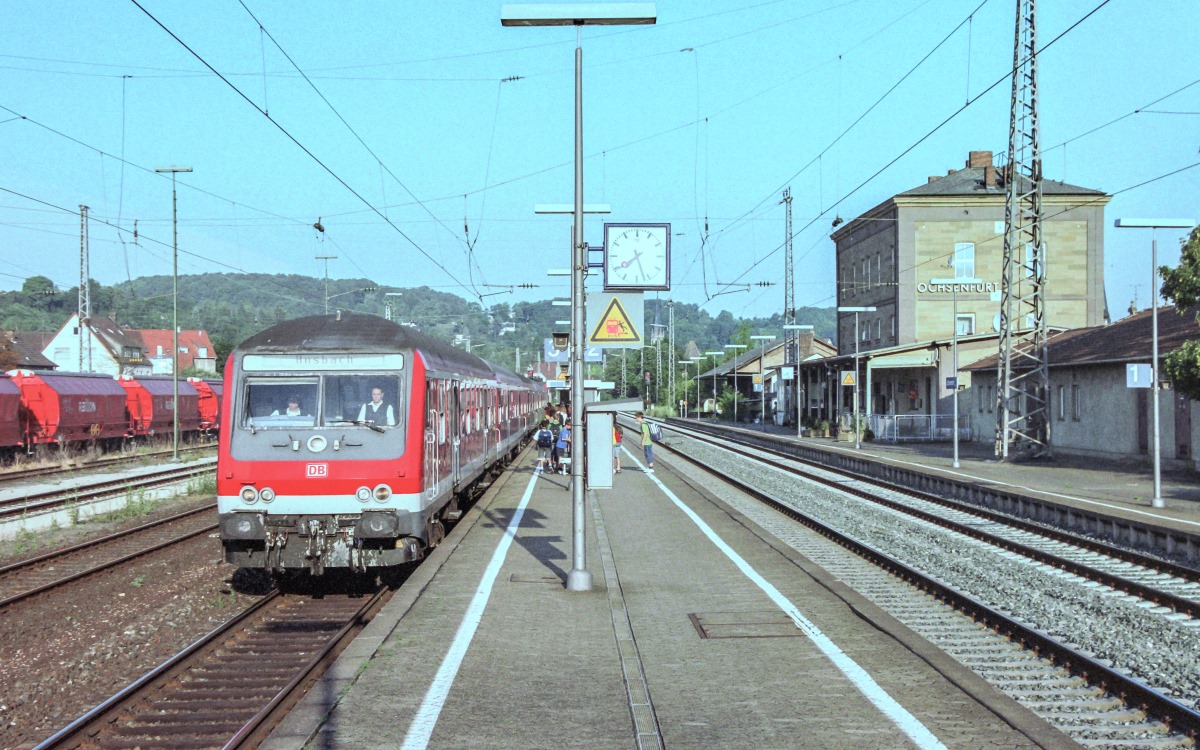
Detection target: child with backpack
<box><xmin>535</xmin><ymin>419</ymin><xmax>554</xmax><ymax>474</ymax></box>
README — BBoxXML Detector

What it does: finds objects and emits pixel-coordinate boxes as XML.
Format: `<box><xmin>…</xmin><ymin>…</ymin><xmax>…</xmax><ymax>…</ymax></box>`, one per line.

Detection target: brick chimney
<box><xmin>927</xmin><ymin>176</ymin><xmax>940</xmax><ymax>184</ymax></box>
<box><xmin>983</xmin><ymin>165</ymin><xmax>998</xmax><ymax>187</ymax></box>
<box><xmin>967</xmin><ymin>150</ymin><xmax>993</xmax><ymax>168</ymax></box>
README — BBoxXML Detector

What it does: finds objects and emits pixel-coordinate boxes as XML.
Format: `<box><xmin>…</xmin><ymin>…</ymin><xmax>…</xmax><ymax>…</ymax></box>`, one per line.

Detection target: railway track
<box><xmin>34</xmin><ymin>584</ymin><xmax>389</xmax><ymax>750</ymax></box>
<box><xmin>0</xmin><ymin>445</ymin><xmax>216</xmax><ymax>485</ymax></box>
<box><xmin>645</xmin><ymin>418</ymin><xmax>1200</xmax><ymax>748</ymax></box>
<box><xmin>0</xmin><ymin>460</ymin><xmax>215</xmax><ymax>521</ymax></box>
<box><xmin>0</xmin><ymin>503</ymin><xmax>217</xmax><ymax>609</ymax></box>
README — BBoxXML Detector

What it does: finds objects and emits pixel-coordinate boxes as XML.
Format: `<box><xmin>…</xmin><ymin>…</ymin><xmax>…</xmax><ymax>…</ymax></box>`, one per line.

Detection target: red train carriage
<box><xmin>0</xmin><ymin>375</ymin><xmax>23</xmax><ymax>447</ymax></box>
<box><xmin>7</xmin><ymin>370</ymin><xmax>129</xmax><ymax>445</ymax></box>
<box><xmin>118</xmin><ymin>375</ymin><xmax>201</xmax><ymax>437</ymax></box>
<box><xmin>217</xmin><ymin>312</ymin><xmax>546</xmax><ymax>575</ymax></box>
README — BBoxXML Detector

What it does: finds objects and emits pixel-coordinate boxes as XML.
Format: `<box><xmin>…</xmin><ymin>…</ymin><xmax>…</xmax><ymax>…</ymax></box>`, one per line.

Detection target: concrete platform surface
<box><xmin>262</xmin><ymin>448</ymin><xmax>1077</xmax><ymax>750</ymax></box>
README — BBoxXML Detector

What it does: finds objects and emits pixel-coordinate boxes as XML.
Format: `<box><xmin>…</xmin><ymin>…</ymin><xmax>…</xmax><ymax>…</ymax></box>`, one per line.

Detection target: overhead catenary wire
<box><xmin>130</xmin><ymin>0</ymin><xmax>476</xmax><ymax>300</ymax></box>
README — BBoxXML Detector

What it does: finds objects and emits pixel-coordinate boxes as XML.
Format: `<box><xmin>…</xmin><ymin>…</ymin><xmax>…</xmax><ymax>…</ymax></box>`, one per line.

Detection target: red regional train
<box><xmin>216</xmin><ymin>312</ymin><xmax>548</xmax><ymax>575</ymax></box>
<box><xmin>2</xmin><ymin>369</ymin><xmax>224</xmax><ymax>449</ymax></box>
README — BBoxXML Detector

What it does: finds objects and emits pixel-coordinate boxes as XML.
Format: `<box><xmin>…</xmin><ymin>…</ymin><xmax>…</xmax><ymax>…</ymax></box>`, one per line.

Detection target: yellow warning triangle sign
<box><xmin>841</xmin><ymin>371</ymin><xmax>856</xmax><ymax>386</ymax></box>
<box><xmin>589</xmin><ymin>297</ymin><xmax>642</xmax><ymax>344</ymax></box>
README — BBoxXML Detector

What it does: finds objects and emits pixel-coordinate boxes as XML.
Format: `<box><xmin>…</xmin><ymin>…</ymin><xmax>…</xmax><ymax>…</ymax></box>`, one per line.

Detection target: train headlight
<box><xmin>307</xmin><ymin>435</ymin><xmax>327</xmax><ymax>453</ymax></box>
<box><xmin>259</xmin><ymin>487</ymin><xmax>276</xmax><ymax>503</ymax></box>
<box><xmin>373</xmin><ymin>484</ymin><xmax>392</xmax><ymax>503</ymax></box>
<box><xmin>355</xmin><ymin>486</ymin><xmax>372</xmax><ymax>503</ymax></box>
<box><xmin>240</xmin><ymin>486</ymin><xmax>259</xmax><ymax>504</ymax></box>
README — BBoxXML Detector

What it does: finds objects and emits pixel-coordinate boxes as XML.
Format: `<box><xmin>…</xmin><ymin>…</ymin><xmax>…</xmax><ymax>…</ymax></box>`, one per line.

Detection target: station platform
<box><xmin>262</xmin><ymin>445</ymin><xmax>1076</xmax><ymax>750</ymax></box>
<box><xmin>715</xmin><ymin>421</ymin><xmax>1200</xmax><ymax>535</ymax></box>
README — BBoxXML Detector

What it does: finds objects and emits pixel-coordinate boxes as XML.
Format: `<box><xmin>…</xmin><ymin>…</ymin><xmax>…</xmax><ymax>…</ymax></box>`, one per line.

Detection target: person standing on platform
<box><xmin>534</xmin><ymin>420</ymin><xmax>553</xmax><ymax>474</ymax></box>
<box><xmin>555</xmin><ymin>418</ymin><xmax>571</xmax><ymax>475</ymax></box>
<box><xmin>636</xmin><ymin>411</ymin><xmax>654</xmax><ymax>472</ymax></box>
<box><xmin>612</xmin><ymin>424</ymin><xmax>623</xmax><ymax>473</ymax></box>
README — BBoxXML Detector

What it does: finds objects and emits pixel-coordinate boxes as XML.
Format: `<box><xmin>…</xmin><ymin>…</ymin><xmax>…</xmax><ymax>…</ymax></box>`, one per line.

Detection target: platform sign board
<box><xmin>585</xmin><ymin>412</ymin><xmax>614</xmax><ymax>489</ymax></box>
<box><xmin>1127</xmin><ymin>363</ymin><xmax>1152</xmax><ymax>388</ymax></box>
<box><xmin>585</xmin><ymin>292</ymin><xmax>644</xmax><ymax>349</ymax></box>
<box><xmin>946</xmin><ymin>377</ymin><xmax>958</xmax><ymax>390</ymax></box>
<box><xmin>543</xmin><ymin>339</ymin><xmax>603</xmax><ymax>363</ymax></box>
<box><xmin>780</xmin><ymin>366</ymin><xmax>794</xmax><ymax>381</ymax></box>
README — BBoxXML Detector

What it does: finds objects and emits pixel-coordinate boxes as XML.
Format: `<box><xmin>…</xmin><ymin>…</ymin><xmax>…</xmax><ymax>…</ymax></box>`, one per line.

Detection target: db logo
<box><xmin>306</xmin><ymin>463</ymin><xmax>328</xmax><ymax>478</ymax></box>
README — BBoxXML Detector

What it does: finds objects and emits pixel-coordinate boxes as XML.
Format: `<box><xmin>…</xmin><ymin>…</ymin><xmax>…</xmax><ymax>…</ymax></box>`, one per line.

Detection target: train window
<box><xmin>244</xmin><ymin>378</ymin><xmax>318</xmax><ymax>428</ymax></box>
<box><xmin>322</xmin><ymin>375</ymin><xmax>403</xmax><ymax>429</ymax></box>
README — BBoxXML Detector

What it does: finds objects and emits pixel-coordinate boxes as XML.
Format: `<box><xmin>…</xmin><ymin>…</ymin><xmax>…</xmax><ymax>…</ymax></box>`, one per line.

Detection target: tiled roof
<box><xmin>965</xmin><ymin>307</ymin><xmax>1200</xmax><ymax>371</ymax></box>
<box><xmin>139</xmin><ymin>329</ymin><xmax>217</xmax><ymax>370</ymax></box>
<box><xmin>3</xmin><ymin>332</ymin><xmax>57</xmax><ymax>369</ymax></box>
<box><xmin>898</xmin><ymin>168</ymin><xmax>1106</xmax><ymax>198</ymax></box>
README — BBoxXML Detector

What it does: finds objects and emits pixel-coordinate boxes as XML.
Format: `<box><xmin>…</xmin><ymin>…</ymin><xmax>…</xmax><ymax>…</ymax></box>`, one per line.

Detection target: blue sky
<box><xmin>1</xmin><ymin>0</ymin><xmax>1196</xmax><ymax>322</ymax></box>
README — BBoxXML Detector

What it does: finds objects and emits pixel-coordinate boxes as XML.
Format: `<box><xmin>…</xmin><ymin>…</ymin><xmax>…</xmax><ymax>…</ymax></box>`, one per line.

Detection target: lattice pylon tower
<box><xmin>995</xmin><ymin>0</ymin><xmax>1050</xmax><ymax>459</ymax></box>
<box><xmin>781</xmin><ymin>187</ymin><xmax>795</xmax><ymax>416</ymax></box>
<box><xmin>668</xmin><ymin>301</ymin><xmax>675</xmax><ymax>409</ymax></box>
<box><xmin>79</xmin><ymin>205</ymin><xmax>91</xmax><ymax>372</ymax></box>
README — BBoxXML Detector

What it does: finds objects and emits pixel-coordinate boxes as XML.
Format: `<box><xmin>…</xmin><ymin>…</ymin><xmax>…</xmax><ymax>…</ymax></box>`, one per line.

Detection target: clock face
<box><xmin>603</xmin><ymin>223</ymin><xmax>670</xmax><ymax>291</ymax></box>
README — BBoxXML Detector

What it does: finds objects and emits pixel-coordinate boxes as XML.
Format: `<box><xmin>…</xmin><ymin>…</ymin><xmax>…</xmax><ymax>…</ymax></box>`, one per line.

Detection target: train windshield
<box><xmin>242</xmin><ymin>375</ymin><xmax>403</xmax><ymax>431</ymax></box>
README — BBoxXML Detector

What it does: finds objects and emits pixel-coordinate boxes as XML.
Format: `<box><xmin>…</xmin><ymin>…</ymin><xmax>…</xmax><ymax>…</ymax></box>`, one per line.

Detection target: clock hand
<box><xmin>618</xmin><ymin>250</ymin><xmax>643</xmax><ymax>269</ymax></box>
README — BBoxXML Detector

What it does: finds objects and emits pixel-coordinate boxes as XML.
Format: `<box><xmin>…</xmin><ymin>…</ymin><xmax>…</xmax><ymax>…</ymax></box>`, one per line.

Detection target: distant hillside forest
<box><xmin>0</xmin><ymin>273</ymin><xmax>836</xmax><ymax>373</ymax></box>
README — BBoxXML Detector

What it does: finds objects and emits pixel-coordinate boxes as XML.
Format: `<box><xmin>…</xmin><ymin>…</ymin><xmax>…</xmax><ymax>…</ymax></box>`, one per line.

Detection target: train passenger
<box><xmin>636</xmin><ymin>411</ymin><xmax>654</xmax><ymax>472</ymax></box>
<box><xmin>613</xmin><ymin>425</ymin><xmax>623</xmax><ymax>473</ymax></box>
<box><xmin>555</xmin><ymin>418</ymin><xmax>571</xmax><ymax>474</ymax></box>
<box><xmin>535</xmin><ymin>419</ymin><xmax>554</xmax><ymax>474</ymax></box>
<box><xmin>357</xmin><ymin>386</ymin><xmax>396</xmax><ymax>426</ymax></box>
<box><xmin>272</xmin><ymin>395</ymin><xmax>305</xmax><ymax>417</ymax></box>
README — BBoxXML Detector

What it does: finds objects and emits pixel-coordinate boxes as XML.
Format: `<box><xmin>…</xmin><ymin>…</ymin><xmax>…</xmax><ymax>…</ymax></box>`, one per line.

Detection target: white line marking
<box><xmin>401</xmin><ymin>470</ymin><xmax>537</xmax><ymax>749</ymax></box>
<box><xmin>624</xmin><ymin>452</ymin><xmax>947</xmax><ymax>749</ymax></box>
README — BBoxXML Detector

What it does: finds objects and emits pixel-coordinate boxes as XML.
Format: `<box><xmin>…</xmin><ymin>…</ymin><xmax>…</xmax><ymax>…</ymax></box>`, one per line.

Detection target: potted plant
<box><xmin>818</xmin><ymin>419</ymin><xmax>830</xmax><ymax>438</ymax></box>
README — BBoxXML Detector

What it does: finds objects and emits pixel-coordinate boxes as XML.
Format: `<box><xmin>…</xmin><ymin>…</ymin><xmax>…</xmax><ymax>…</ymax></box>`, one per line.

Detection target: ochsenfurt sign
<box><xmin>916</xmin><ymin>281</ymin><xmax>998</xmax><ymax>294</ymax></box>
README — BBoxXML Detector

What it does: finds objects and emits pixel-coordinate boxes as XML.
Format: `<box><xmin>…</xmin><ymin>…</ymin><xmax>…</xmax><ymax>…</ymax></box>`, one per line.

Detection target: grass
<box><xmin>131</xmin><ymin>575</ymin><xmax>145</xmax><ymax>588</ymax></box>
<box><xmin>11</xmin><ymin>527</ymin><xmax>34</xmax><ymax>555</ymax></box>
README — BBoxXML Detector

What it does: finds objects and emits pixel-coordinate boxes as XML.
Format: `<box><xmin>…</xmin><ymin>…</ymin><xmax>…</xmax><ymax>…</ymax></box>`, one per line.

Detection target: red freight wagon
<box><xmin>188</xmin><ymin>377</ymin><xmax>224</xmax><ymax>432</ymax></box>
<box><xmin>0</xmin><ymin>375</ymin><xmax>23</xmax><ymax>447</ymax></box>
<box><xmin>8</xmin><ymin>370</ymin><xmax>129</xmax><ymax>444</ymax></box>
<box><xmin>118</xmin><ymin>375</ymin><xmax>200</xmax><ymax>437</ymax></box>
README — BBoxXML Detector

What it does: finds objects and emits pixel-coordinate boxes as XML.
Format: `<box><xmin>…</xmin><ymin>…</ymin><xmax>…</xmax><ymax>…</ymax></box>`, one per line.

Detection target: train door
<box><xmin>423</xmin><ymin>379</ymin><xmax>438</xmax><ymax>503</ymax></box>
<box><xmin>451</xmin><ymin>380</ymin><xmax>462</xmax><ymax>485</ymax></box>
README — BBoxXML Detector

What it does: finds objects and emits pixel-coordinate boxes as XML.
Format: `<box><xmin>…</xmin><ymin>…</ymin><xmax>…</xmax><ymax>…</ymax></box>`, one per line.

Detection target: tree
<box><xmin>1158</xmin><ymin>225</ymin><xmax>1200</xmax><ymax>400</ymax></box>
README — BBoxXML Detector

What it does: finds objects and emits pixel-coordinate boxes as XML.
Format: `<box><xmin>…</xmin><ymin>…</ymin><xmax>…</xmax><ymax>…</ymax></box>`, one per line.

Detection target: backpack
<box><xmin>648</xmin><ymin>423</ymin><xmax>663</xmax><ymax>442</ymax></box>
<box><xmin>536</xmin><ymin>429</ymin><xmax>553</xmax><ymax>448</ymax></box>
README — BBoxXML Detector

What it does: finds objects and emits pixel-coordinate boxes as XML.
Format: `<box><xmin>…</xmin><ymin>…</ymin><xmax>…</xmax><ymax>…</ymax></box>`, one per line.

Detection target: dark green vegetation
<box><xmin>0</xmin><ymin>273</ymin><xmax>835</xmax><ymax>378</ymax></box>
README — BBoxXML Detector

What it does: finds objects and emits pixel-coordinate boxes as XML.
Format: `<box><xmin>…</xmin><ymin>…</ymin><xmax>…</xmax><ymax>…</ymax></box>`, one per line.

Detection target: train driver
<box><xmin>271</xmin><ymin>395</ymin><xmax>305</xmax><ymax>417</ymax></box>
<box><xmin>357</xmin><ymin>386</ymin><xmax>396</xmax><ymax>426</ymax></box>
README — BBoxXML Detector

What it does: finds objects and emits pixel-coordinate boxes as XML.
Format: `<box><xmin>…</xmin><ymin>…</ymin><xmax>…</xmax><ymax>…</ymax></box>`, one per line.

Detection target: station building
<box><xmin>798</xmin><ymin>150</ymin><xmax>1111</xmax><ymax>435</ymax></box>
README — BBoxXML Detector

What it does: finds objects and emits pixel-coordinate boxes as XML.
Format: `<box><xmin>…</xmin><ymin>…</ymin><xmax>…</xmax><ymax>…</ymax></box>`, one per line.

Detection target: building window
<box><xmin>953</xmin><ymin>242</ymin><xmax>975</xmax><ymax>279</ymax></box>
<box><xmin>876</xmin><ymin>252</ymin><xmax>881</xmax><ymax>285</ymax></box>
<box><xmin>955</xmin><ymin>314</ymin><xmax>974</xmax><ymax>336</ymax></box>
<box><xmin>1025</xmin><ymin>242</ymin><xmax>1042</xmax><ymax>279</ymax></box>
<box><xmin>890</xmin><ymin>315</ymin><xmax>896</xmax><ymax>338</ymax></box>
<box><xmin>156</xmin><ymin>345</ymin><xmax>163</xmax><ymax>356</ymax></box>
<box><xmin>865</xmin><ymin>259</ymin><xmax>871</xmax><ymax>289</ymax></box>
<box><xmin>1057</xmin><ymin>384</ymin><xmax>1065</xmax><ymax>420</ymax></box>
<box><xmin>1071</xmin><ymin>383</ymin><xmax>1082</xmax><ymax>421</ymax></box>
<box><xmin>199</xmin><ymin>347</ymin><xmax>208</xmax><ymax>357</ymax></box>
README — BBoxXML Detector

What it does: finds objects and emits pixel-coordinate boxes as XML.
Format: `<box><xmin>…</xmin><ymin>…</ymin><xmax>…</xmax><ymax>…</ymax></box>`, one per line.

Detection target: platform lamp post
<box><xmin>690</xmin><ymin>356</ymin><xmax>703</xmax><ymax>419</ymax></box>
<box><xmin>155</xmin><ymin>166</ymin><xmax>191</xmax><ymax>463</ymax></box>
<box><xmin>704</xmin><ymin>351</ymin><xmax>724</xmax><ymax>419</ymax></box>
<box><xmin>504</xmin><ymin>3</ymin><xmax>657</xmax><ymax>593</ymax></box>
<box><xmin>835</xmin><ymin>308</ymin><xmax>874</xmax><ymax>449</ymax></box>
<box><xmin>783</xmin><ymin>324</ymin><xmax>813</xmax><ymax>438</ymax></box>
<box><xmin>678</xmin><ymin>359</ymin><xmax>694</xmax><ymax>417</ymax></box>
<box><xmin>725</xmin><ymin>344</ymin><xmax>747</xmax><ymax>424</ymax></box>
<box><xmin>1115</xmin><ymin>218</ymin><xmax>1195</xmax><ymax>508</ymax></box>
<box><xmin>929</xmin><ymin>278</ymin><xmax>980</xmax><ymax>468</ymax></box>
<box><xmin>750</xmin><ymin>335</ymin><xmax>774</xmax><ymax>431</ymax></box>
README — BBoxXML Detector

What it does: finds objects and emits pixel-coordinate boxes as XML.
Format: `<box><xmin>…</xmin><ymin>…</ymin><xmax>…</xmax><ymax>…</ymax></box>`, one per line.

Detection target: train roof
<box><xmin>235</xmin><ymin>312</ymin><xmax>540</xmax><ymax>388</ymax></box>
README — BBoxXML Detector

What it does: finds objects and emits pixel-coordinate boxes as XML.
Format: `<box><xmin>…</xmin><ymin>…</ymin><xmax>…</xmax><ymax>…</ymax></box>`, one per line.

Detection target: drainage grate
<box><xmin>508</xmin><ymin>573</ymin><xmax>564</xmax><ymax>584</ymax></box>
<box><xmin>688</xmin><ymin>611</ymin><xmax>804</xmax><ymax>639</ymax></box>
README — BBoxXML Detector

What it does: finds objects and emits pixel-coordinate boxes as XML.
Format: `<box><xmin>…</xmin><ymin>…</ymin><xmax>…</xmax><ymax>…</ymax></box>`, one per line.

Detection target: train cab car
<box><xmin>7</xmin><ymin>370</ymin><xmax>129</xmax><ymax>445</ymax></box>
<box><xmin>217</xmin><ymin>312</ymin><xmax>545</xmax><ymax>575</ymax></box>
<box><xmin>0</xmin><ymin>375</ymin><xmax>23</xmax><ymax>448</ymax></box>
<box><xmin>118</xmin><ymin>375</ymin><xmax>201</xmax><ymax>437</ymax></box>
<box><xmin>188</xmin><ymin>377</ymin><xmax>224</xmax><ymax>433</ymax></box>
